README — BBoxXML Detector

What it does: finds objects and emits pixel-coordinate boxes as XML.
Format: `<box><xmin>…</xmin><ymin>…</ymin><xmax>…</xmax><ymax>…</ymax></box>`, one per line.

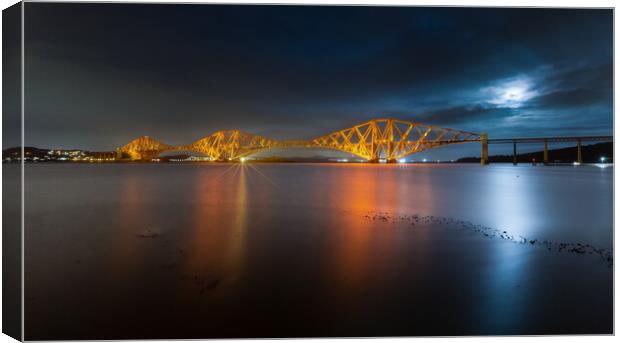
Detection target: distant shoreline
<box><xmin>3</xmin><ymin>160</ymin><xmax>613</xmax><ymax>167</ymax></box>
<box><xmin>2</xmin><ymin>141</ymin><xmax>612</xmax><ymax>164</ymax></box>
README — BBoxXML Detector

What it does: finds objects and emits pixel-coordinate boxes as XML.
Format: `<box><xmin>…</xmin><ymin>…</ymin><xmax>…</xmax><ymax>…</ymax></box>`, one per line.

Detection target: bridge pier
<box><xmin>480</xmin><ymin>133</ymin><xmax>488</xmax><ymax>165</ymax></box>
<box><xmin>543</xmin><ymin>140</ymin><xmax>548</xmax><ymax>165</ymax></box>
<box><xmin>367</xmin><ymin>158</ymin><xmax>398</xmax><ymax>163</ymax></box>
<box><xmin>577</xmin><ymin>139</ymin><xmax>582</xmax><ymax>164</ymax></box>
<box><xmin>513</xmin><ymin>141</ymin><xmax>517</xmax><ymax>165</ymax></box>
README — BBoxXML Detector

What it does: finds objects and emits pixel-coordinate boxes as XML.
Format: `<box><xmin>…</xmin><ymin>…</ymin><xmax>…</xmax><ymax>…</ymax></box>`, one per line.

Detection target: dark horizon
<box><xmin>5</xmin><ymin>4</ymin><xmax>613</xmax><ymax>159</ymax></box>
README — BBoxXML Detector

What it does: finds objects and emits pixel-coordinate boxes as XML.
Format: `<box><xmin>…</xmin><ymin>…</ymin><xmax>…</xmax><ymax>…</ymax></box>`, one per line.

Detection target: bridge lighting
<box><xmin>240</xmin><ymin>157</ymin><xmax>246</xmax><ymax>163</ymax></box>
<box><xmin>118</xmin><ymin>119</ymin><xmax>481</xmax><ymax>162</ymax></box>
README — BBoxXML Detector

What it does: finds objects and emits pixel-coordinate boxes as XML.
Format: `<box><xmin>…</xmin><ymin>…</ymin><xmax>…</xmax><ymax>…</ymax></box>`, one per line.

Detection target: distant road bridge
<box><xmin>117</xmin><ymin>118</ymin><xmax>612</xmax><ymax>164</ymax></box>
<box><xmin>487</xmin><ymin>136</ymin><xmax>613</xmax><ymax>165</ymax></box>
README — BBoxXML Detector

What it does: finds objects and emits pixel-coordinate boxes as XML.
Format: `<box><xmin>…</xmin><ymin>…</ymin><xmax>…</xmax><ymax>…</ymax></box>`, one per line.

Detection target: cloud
<box><xmin>530</xmin><ymin>88</ymin><xmax>609</xmax><ymax>109</ymax></box>
<box><xmin>480</xmin><ymin>75</ymin><xmax>540</xmax><ymax>108</ymax></box>
<box><xmin>418</xmin><ymin>105</ymin><xmax>516</xmax><ymax>127</ymax></box>
<box><xmin>21</xmin><ymin>4</ymin><xmax>612</xmax><ymax>157</ymax></box>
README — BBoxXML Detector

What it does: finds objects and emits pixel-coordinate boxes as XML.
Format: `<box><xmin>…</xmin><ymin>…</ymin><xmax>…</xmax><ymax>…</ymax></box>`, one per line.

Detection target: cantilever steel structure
<box><xmin>118</xmin><ymin>118</ymin><xmax>481</xmax><ymax>162</ymax></box>
<box><xmin>117</xmin><ymin>117</ymin><xmax>613</xmax><ymax>164</ymax></box>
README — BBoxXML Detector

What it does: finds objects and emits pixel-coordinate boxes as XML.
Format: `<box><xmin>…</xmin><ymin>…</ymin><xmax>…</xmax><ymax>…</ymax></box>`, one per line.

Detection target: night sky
<box><xmin>12</xmin><ymin>3</ymin><xmax>614</xmax><ymax>159</ymax></box>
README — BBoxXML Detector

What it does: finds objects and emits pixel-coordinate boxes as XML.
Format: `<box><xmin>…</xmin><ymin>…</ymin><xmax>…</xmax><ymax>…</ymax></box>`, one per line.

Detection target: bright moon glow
<box><xmin>484</xmin><ymin>76</ymin><xmax>539</xmax><ymax>108</ymax></box>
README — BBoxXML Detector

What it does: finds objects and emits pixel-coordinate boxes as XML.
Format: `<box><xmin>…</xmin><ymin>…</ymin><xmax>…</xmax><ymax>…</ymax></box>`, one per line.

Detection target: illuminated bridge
<box><xmin>117</xmin><ymin>117</ymin><xmax>612</xmax><ymax>164</ymax></box>
<box><xmin>117</xmin><ymin>118</ymin><xmax>481</xmax><ymax>163</ymax></box>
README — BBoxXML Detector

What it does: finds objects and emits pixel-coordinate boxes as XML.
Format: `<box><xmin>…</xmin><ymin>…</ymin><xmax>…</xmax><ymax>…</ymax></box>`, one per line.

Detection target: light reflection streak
<box><xmin>246</xmin><ymin>163</ymin><xmax>300</xmax><ymax>206</ymax></box>
<box><xmin>485</xmin><ymin>167</ymin><xmax>541</xmax><ymax>238</ymax></box>
<box><xmin>316</xmin><ymin>165</ymin><xmax>430</xmax><ymax>305</ymax></box>
<box><xmin>112</xmin><ymin>173</ymin><xmax>152</xmax><ymax>282</ymax></box>
<box><xmin>181</xmin><ymin>163</ymin><xmax>249</xmax><ymax>298</ymax></box>
<box><xmin>246</xmin><ymin>163</ymin><xmax>283</xmax><ymax>191</ymax></box>
<box><xmin>474</xmin><ymin>167</ymin><xmax>535</xmax><ymax>330</ymax></box>
<box><xmin>324</xmin><ymin>167</ymin><xmax>376</xmax><ymax>304</ymax></box>
<box><xmin>229</xmin><ymin>165</ymin><xmax>248</xmax><ymax>285</ymax></box>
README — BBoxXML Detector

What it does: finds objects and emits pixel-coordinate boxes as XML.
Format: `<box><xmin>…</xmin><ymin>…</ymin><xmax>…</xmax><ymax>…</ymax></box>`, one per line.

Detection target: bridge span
<box><xmin>487</xmin><ymin>136</ymin><xmax>613</xmax><ymax>165</ymax></box>
<box><xmin>117</xmin><ymin>118</ymin><xmax>481</xmax><ymax>162</ymax></box>
<box><xmin>116</xmin><ymin>118</ymin><xmax>612</xmax><ymax>164</ymax></box>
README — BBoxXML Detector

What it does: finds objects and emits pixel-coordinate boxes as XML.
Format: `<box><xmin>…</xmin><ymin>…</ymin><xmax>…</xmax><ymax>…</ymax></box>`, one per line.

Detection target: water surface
<box><xmin>19</xmin><ymin>163</ymin><xmax>613</xmax><ymax>339</ymax></box>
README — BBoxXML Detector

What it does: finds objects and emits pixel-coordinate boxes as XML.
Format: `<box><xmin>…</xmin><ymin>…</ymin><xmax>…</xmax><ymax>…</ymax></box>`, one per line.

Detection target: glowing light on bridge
<box><xmin>117</xmin><ymin>118</ymin><xmax>482</xmax><ymax>162</ymax></box>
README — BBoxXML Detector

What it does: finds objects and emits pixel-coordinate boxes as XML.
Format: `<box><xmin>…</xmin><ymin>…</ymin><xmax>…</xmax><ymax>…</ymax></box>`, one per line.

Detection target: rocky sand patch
<box><xmin>364</xmin><ymin>211</ymin><xmax>613</xmax><ymax>267</ymax></box>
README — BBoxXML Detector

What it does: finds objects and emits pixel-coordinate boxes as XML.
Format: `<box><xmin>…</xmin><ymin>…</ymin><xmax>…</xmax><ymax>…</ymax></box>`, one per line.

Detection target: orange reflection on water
<box><xmin>182</xmin><ymin>163</ymin><xmax>249</xmax><ymax>294</ymax></box>
<box><xmin>112</xmin><ymin>172</ymin><xmax>149</xmax><ymax>279</ymax></box>
<box><xmin>319</xmin><ymin>164</ymin><xmax>434</xmax><ymax>306</ymax></box>
<box><xmin>320</xmin><ymin>165</ymin><xmax>385</xmax><ymax>303</ymax></box>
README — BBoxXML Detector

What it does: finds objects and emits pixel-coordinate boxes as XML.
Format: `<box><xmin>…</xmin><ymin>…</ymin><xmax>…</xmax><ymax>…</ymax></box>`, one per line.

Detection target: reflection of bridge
<box><xmin>117</xmin><ymin>117</ymin><xmax>613</xmax><ymax>164</ymax></box>
<box><xmin>117</xmin><ymin>118</ymin><xmax>482</xmax><ymax>163</ymax></box>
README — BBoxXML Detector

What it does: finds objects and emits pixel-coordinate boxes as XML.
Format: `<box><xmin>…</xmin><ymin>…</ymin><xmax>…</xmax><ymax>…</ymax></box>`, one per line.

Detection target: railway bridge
<box><xmin>117</xmin><ymin>118</ymin><xmax>612</xmax><ymax>164</ymax></box>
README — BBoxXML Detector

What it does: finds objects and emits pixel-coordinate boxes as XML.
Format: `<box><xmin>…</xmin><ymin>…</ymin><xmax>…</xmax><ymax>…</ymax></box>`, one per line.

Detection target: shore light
<box><xmin>398</xmin><ymin>158</ymin><xmax>406</xmax><ymax>163</ymax></box>
<box><xmin>600</xmin><ymin>156</ymin><xmax>606</xmax><ymax>163</ymax></box>
<box><xmin>240</xmin><ymin>157</ymin><xmax>246</xmax><ymax>162</ymax></box>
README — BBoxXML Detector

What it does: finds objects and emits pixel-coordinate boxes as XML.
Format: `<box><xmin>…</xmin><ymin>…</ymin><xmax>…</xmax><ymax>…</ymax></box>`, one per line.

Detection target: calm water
<box><xmin>14</xmin><ymin>163</ymin><xmax>613</xmax><ymax>339</ymax></box>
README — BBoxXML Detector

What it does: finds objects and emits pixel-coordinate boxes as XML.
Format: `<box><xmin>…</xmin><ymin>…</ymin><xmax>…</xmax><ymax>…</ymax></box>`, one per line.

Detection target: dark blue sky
<box><xmin>15</xmin><ymin>3</ymin><xmax>613</xmax><ymax>159</ymax></box>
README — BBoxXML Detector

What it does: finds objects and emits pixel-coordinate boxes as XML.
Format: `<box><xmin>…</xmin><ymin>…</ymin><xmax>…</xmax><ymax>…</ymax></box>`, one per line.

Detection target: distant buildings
<box><xmin>2</xmin><ymin>147</ymin><xmax>116</xmax><ymax>162</ymax></box>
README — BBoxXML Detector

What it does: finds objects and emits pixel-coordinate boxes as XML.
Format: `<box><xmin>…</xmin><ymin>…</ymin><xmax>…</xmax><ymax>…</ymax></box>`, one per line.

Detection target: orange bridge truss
<box><xmin>118</xmin><ymin>118</ymin><xmax>482</xmax><ymax>162</ymax></box>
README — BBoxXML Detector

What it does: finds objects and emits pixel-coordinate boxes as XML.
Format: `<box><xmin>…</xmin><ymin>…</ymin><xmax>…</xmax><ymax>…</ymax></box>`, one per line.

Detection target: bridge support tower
<box><xmin>513</xmin><ymin>141</ymin><xmax>517</xmax><ymax>165</ymax></box>
<box><xmin>480</xmin><ymin>133</ymin><xmax>488</xmax><ymax>165</ymax></box>
<box><xmin>577</xmin><ymin>139</ymin><xmax>582</xmax><ymax>164</ymax></box>
<box><xmin>543</xmin><ymin>140</ymin><xmax>549</xmax><ymax>165</ymax></box>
